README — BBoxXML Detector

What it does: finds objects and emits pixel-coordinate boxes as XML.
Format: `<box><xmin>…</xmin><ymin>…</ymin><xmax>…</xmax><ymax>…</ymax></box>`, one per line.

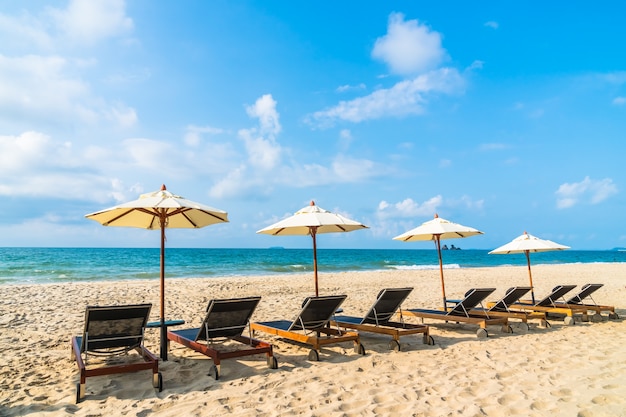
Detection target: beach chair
<box><xmin>558</xmin><ymin>284</ymin><xmax>618</xmax><ymax>321</ymax></box>
<box><xmin>472</xmin><ymin>287</ymin><xmax>550</xmax><ymax>329</ymax></box>
<box><xmin>167</xmin><ymin>296</ymin><xmax>277</xmax><ymax>379</ymax></box>
<box><xmin>402</xmin><ymin>288</ymin><xmax>512</xmax><ymax>338</ymax></box>
<box><xmin>490</xmin><ymin>285</ymin><xmax>582</xmax><ymax>325</ymax></box>
<box><xmin>250</xmin><ymin>295</ymin><xmax>366</xmax><ymax>361</ymax></box>
<box><xmin>330</xmin><ymin>288</ymin><xmax>434</xmax><ymax>351</ymax></box>
<box><xmin>71</xmin><ymin>304</ymin><xmax>161</xmax><ymax>403</ymax></box>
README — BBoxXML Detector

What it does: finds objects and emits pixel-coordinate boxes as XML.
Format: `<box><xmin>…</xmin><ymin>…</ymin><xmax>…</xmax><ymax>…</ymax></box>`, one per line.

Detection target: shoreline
<box><xmin>2</xmin><ymin>260</ymin><xmax>626</xmax><ymax>287</ymax></box>
<box><xmin>1</xmin><ymin>264</ymin><xmax>625</xmax><ymax>416</ymax></box>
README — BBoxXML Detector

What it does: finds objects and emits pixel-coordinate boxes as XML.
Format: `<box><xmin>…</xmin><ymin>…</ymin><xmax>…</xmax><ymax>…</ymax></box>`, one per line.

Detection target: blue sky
<box><xmin>1</xmin><ymin>1</ymin><xmax>625</xmax><ymax>250</ymax></box>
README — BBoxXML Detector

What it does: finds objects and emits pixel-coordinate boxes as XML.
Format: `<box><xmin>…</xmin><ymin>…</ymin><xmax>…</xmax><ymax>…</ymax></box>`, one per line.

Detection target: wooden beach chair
<box><xmin>556</xmin><ymin>284</ymin><xmax>618</xmax><ymax>321</ymax></box>
<box><xmin>471</xmin><ymin>286</ymin><xmax>550</xmax><ymax>329</ymax></box>
<box><xmin>167</xmin><ymin>296</ymin><xmax>277</xmax><ymax>379</ymax></box>
<box><xmin>489</xmin><ymin>285</ymin><xmax>583</xmax><ymax>325</ymax></box>
<box><xmin>250</xmin><ymin>295</ymin><xmax>366</xmax><ymax>361</ymax></box>
<box><xmin>402</xmin><ymin>288</ymin><xmax>512</xmax><ymax>338</ymax></box>
<box><xmin>330</xmin><ymin>287</ymin><xmax>434</xmax><ymax>351</ymax></box>
<box><xmin>71</xmin><ymin>304</ymin><xmax>162</xmax><ymax>403</ymax></box>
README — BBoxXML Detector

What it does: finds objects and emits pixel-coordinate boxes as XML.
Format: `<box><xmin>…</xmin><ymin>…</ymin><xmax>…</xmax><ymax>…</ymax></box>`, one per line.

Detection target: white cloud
<box><xmin>184</xmin><ymin>125</ymin><xmax>224</xmax><ymax>147</ymax></box>
<box><xmin>238</xmin><ymin>127</ymin><xmax>282</xmax><ymax>170</ymax></box>
<box><xmin>466</xmin><ymin>60</ymin><xmax>484</xmax><ymax>71</ymax></box>
<box><xmin>601</xmin><ymin>71</ymin><xmax>626</xmax><ymax>85</ymax></box>
<box><xmin>372</xmin><ymin>13</ymin><xmax>446</xmax><ymax>75</ymax></box>
<box><xmin>106</xmin><ymin>103</ymin><xmax>138</xmax><ymax>128</ymax></box>
<box><xmin>238</xmin><ymin>94</ymin><xmax>283</xmax><ymax>171</ymax></box>
<box><xmin>484</xmin><ymin>21</ymin><xmax>499</xmax><ymax>29</ymax></box>
<box><xmin>0</xmin><ymin>131</ymin><xmax>126</xmax><ymax>202</ymax></box>
<box><xmin>0</xmin><ymin>2</ymin><xmax>137</xmax><ymax>130</ymax></box>
<box><xmin>613</xmin><ymin>96</ymin><xmax>626</xmax><ymax>105</ymax></box>
<box><xmin>308</xmin><ymin>68</ymin><xmax>463</xmax><ymax>126</ymax></box>
<box><xmin>372</xmin><ymin>13</ymin><xmax>447</xmax><ymax>76</ymax></box>
<box><xmin>48</xmin><ymin>0</ymin><xmax>133</xmax><ymax>45</ymax></box>
<box><xmin>308</xmin><ymin>14</ymin><xmax>462</xmax><ymax>127</ymax></box>
<box><xmin>556</xmin><ymin>176</ymin><xmax>618</xmax><ymax>209</ymax></box>
<box><xmin>377</xmin><ymin>196</ymin><xmax>443</xmax><ymax>219</ymax></box>
<box><xmin>479</xmin><ymin>143</ymin><xmax>508</xmax><ymax>151</ymax></box>
<box><xmin>0</xmin><ymin>11</ymin><xmax>53</xmax><ymax>51</ymax></box>
<box><xmin>246</xmin><ymin>94</ymin><xmax>281</xmax><ymax>136</ymax></box>
<box><xmin>0</xmin><ymin>54</ymin><xmax>93</xmax><ymax>123</ymax></box>
<box><xmin>331</xmin><ymin>155</ymin><xmax>376</xmax><ymax>182</ymax></box>
<box><xmin>336</xmin><ymin>83</ymin><xmax>366</xmax><ymax>93</ymax></box>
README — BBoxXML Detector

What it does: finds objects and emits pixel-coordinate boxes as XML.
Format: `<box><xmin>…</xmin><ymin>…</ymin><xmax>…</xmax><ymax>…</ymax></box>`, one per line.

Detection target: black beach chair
<box><xmin>474</xmin><ymin>287</ymin><xmax>549</xmax><ymax>329</ymax></box>
<box><xmin>403</xmin><ymin>288</ymin><xmax>511</xmax><ymax>338</ymax></box>
<box><xmin>495</xmin><ymin>285</ymin><xmax>583</xmax><ymax>325</ymax></box>
<box><xmin>250</xmin><ymin>295</ymin><xmax>365</xmax><ymax>361</ymax></box>
<box><xmin>167</xmin><ymin>296</ymin><xmax>277</xmax><ymax>379</ymax></box>
<box><xmin>71</xmin><ymin>304</ymin><xmax>161</xmax><ymax>403</ymax></box>
<box><xmin>559</xmin><ymin>284</ymin><xmax>618</xmax><ymax>320</ymax></box>
<box><xmin>331</xmin><ymin>288</ymin><xmax>433</xmax><ymax>350</ymax></box>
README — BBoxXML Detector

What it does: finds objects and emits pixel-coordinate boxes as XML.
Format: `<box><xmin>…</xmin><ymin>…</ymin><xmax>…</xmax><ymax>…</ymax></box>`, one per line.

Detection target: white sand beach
<box><xmin>1</xmin><ymin>263</ymin><xmax>625</xmax><ymax>416</ymax></box>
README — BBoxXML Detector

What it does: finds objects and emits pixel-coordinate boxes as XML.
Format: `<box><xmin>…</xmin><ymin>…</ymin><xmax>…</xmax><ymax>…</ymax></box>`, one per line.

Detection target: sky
<box><xmin>0</xmin><ymin>1</ymin><xmax>625</xmax><ymax>250</ymax></box>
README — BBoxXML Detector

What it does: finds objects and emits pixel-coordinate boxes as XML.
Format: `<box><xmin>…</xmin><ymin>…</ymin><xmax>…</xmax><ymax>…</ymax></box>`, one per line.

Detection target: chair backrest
<box><xmin>566</xmin><ymin>283</ymin><xmax>603</xmax><ymax>304</ymax></box>
<box><xmin>489</xmin><ymin>287</ymin><xmax>531</xmax><ymax>312</ymax></box>
<box><xmin>535</xmin><ymin>285</ymin><xmax>576</xmax><ymax>307</ymax></box>
<box><xmin>361</xmin><ymin>288</ymin><xmax>413</xmax><ymax>325</ymax></box>
<box><xmin>288</xmin><ymin>295</ymin><xmax>347</xmax><ymax>331</ymax></box>
<box><xmin>196</xmin><ymin>296</ymin><xmax>261</xmax><ymax>341</ymax></box>
<box><xmin>448</xmin><ymin>288</ymin><xmax>495</xmax><ymax>317</ymax></box>
<box><xmin>81</xmin><ymin>304</ymin><xmax>151</xmax><ymax>353</ymax></box>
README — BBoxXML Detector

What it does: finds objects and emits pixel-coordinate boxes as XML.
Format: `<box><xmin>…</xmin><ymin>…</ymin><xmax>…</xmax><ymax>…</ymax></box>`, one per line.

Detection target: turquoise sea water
<box><xmin>1</xmin><ymin>247</ymin><xmax>624</xmax><ymax>285</ymax></box>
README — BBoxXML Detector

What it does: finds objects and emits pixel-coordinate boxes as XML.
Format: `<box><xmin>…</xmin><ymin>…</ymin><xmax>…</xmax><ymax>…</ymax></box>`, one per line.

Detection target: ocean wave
<box><xmin>389</xmin><ymin>264</ymin><xmax>461</xmax><ymax>271</ymax></box>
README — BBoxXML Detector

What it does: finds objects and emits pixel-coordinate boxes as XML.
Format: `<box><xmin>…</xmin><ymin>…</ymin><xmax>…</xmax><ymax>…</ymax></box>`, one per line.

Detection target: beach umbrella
<box><xmin>393</xmin><ymin>214</ymin><xmax>483</xmax><ymax>311</ymax></box>
<box><xmin>489</xmin><ymin>232</ymin><xmax>570</xmax><ymax>304</ymax></box>
<box><xmin>257</xmin><ymin>201</ymin><xmax>368</xmax><ymax>296</ymax></box>
<box><xmin>85</xmin><ymin>184</ymin><xmax>228</xmax><ymax>360</ymax></box>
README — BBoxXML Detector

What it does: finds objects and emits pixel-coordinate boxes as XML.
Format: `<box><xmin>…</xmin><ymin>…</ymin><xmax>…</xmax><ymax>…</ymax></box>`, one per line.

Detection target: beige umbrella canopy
<box><xmin>85</xmin><ymin>184</ymin><xmax>228</xmax><ymax>360</ymax></box>
<box><xmin>489</xmin><ymin>231</ymin><xmax>570</xmax><ymax>303</ymax></box>
<box><xmin>257</xmin><ymin>201</ymin><xmax>368</xmax><ymax>296</ymax></box>
<box><xmin>393</xmin><ymin>214</ymin><xmax>484</xmax><ymax>311</ymax></box>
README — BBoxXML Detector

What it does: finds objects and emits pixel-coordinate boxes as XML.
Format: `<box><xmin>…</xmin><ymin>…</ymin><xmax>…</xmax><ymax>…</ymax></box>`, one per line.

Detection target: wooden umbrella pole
<box><xmin>435</xmin><ymin>236</ymin><xmax>447</xmax><ymax>311</ymax></box>
<box><xmin>159</xmin><ymin>212</ymin><xmax>168</xmax><ymax>360</ymax></box>
<box><xmin>525</xmin><ymin>250</ymin><xmax>535</xmax><ymax>304</ymax></box>
<box><xmin>311</xmin><ymin>227</ymin><xmax>319</xmax><ymax>297</ymax></box>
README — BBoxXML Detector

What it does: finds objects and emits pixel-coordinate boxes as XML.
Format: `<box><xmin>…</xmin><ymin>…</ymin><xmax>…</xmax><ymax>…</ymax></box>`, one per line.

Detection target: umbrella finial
<box><xmin>310</xmin><ymin>200</ymin><xmax>315</xmax><ymax>206</ymax></box>
<box><xmin>434</xmin><ymin>213</ymin><xmax>439</xmax><ymax>218</ymax></box>
<box><xmin>161</xmin><ymin>184</ymin><xmax>167</xmax><ymax>191</ymax></box>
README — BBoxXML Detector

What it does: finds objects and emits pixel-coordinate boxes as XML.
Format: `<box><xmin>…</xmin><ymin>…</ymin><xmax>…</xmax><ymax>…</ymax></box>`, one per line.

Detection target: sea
<box><xmin>1</xmin><ymin>247</ymin><xmax>625</xmax><ymax>285</ymax></box>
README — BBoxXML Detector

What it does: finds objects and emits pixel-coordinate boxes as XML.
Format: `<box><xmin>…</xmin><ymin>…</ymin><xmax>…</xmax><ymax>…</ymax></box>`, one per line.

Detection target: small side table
<box><xmin>146</xmin><ymin>319</ymin><xmax>185</xmax><ymax>361</ymax></box>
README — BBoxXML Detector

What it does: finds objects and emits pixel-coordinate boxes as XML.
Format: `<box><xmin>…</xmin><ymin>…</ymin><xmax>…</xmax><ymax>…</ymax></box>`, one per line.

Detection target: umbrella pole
<box><xmin>311</xmin><ymin>227</ymin><xmax>319</xmax><ymax>297</ymax></box>
<box><xmin>159</xmin><ymin>215</ymin><xmax>168</xmax><ymax>361</ymax></box>
<box><xmin>525</xmin><ymin>251</ymin><xmax>535</xmax><ymax>304</ymax></box>
<box><xmin>435</xmin><ymin>236</ymin><xmax>447</xmax><ymax>311</ymax></box>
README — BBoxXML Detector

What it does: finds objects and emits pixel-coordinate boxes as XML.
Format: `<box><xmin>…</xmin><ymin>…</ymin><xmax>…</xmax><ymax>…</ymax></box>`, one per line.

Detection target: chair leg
<box><xmin>76</xmin><ymin>381</ymin><xmax>85</xmax><ymax>403</ymax></box>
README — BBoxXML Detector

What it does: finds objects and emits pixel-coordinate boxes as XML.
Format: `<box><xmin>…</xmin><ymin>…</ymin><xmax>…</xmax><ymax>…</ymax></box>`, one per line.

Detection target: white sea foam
<box><xmin>390</xmin><ymin>263</ymin><xmax>461</xmax><ymax>270</ymax></box>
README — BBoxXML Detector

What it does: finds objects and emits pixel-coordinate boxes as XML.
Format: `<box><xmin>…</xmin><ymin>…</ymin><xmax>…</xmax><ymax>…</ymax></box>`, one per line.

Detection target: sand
<box><xmin>1</xmin><ymin>263</ymin><xmax>625</xmax><ymax>417</ymax></box>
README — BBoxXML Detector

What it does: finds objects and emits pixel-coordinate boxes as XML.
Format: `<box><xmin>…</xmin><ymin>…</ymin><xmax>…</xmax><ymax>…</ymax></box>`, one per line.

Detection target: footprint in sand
<box><xmin>497</xmin><ymin>393</ymin><xmax>523</xmax><ymax>406</ymax></box>
<box><xmin>591</xmin><ymin>394</ymin><xmax>622</xmax><ymax>405</ymax></box>
<box><xmin>530</xmin><ymin>400</ymin><xmax>556</xmax><ymax>412</ymax></box>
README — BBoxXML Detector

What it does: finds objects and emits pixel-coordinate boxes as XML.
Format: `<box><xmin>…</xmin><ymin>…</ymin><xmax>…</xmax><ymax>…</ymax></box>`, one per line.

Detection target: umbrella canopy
<box><xmin>85</xmin><ymin>184</ymin><xmax>228</xmax><ymax>360</ymax></box>
<box><xmin>489</xmin><ymin>232</ymin><xmax>570</xmax><ymax>303</ymax></box>
<box><xmin>393</xmin><ymin>214</ymin><xmax>483</xmax><ymax>311</ymax></box>
<box><xmin>257</xmin><ymin>201</ymin><xmax>368</xmax><ymax>296</ymax></box>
